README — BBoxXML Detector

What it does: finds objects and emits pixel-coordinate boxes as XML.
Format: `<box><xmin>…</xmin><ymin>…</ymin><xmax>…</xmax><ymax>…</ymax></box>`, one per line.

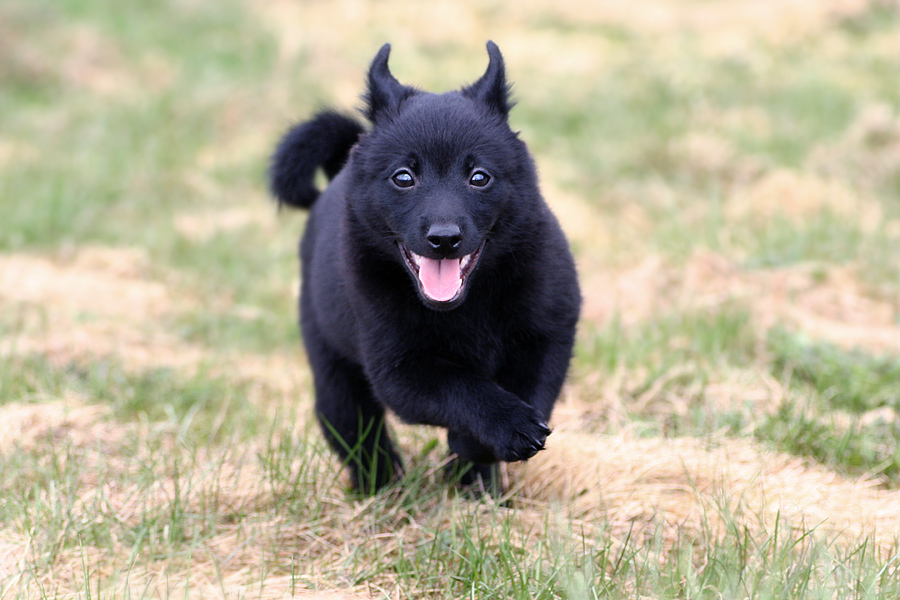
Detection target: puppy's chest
<box><xmin>414</xmin><ymin>309</ymin><xmax>517</xmax><ymax>374</ymax></box>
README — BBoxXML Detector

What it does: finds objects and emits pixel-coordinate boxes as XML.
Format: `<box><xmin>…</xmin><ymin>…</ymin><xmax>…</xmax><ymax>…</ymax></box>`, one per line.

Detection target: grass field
<box><xmin>2</xmin><ymin>0</ymin><xmax>900</xmax><ymax>597</ymax></box>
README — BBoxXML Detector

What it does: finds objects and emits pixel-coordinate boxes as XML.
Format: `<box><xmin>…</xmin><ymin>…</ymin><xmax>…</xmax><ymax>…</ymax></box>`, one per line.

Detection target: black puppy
<box><xmin>269</xmin><ymin>42</ymin><xmax>580</xmax><ymax>495</ymax></box>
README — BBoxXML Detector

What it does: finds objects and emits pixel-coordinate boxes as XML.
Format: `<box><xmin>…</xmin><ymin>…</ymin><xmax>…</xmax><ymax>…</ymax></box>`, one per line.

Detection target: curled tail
<box><xmin>269</xmin><ymin>110</ymin><xmax>365</xmax><ymax>209</ymax></box>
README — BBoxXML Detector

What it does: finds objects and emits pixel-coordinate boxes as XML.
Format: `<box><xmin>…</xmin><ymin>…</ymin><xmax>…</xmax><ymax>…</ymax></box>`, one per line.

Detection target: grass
<box><xmin>0</xmin><ymin>354</ymin><xmax>259</xmax><ymax>441</ymax></box>
<box><xmin>6</xmin><ymin>428</ymin><xmax>900</xmax><ymax>599</ymax></box>
<box><xmin>755</xmin><ymin>328</ymin><xmax>900</xmax><ymax>482</ymax></box>
<box><xmin>2</xmin><ymin>0</ymin><xmax>900</xmax><ymax>597</ymax></box>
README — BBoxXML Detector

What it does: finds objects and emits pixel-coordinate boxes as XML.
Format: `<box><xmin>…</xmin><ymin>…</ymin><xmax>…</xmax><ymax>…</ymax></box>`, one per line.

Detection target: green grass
<box><xmin>756</xmin><ymin>402</ymin><xmax>900</xmax><ymax>483</ymax></box>
<box><xmin>573</xmin><ymin>307</ymin><xmax>761</xmax><ymax>437</ymax></box>
<box><xmin>576</xmin><ymin>313</ymin><xmax>900</xmax><ymax>484</ymax></box>
<box><xmin>0</xmin><ymin>354</ymin><xmax>260</xmax><ymax>442</ymax></box>
<box><xmin>768</xmin><ymin>328</ymin><xmax>900</xmax><ymax>413</ymax></box>
<box><xmin>519</xmin><ymin>36</ymin><xmax>886</xmax><ymax>192</ymax></box>
<box><xmin>1</xmin><ymin>424</ymin><xmax>254</xmax><ymax>575</ymax></box>
<box><xmin>0</xmin><ymin>0</ymin><xmax>281</xmax><ymax>262</ymax></box>
<box><xmin>746</xmin><ymin>212</ymin><xmax>870</xmax><ymax>269</ymax></box>
<box><xmin>576</xmin><ymin>305</ymin><xmax>757</xmax><ymax>374</ymax></box>
<box><xmin>755</xmin><ymin>329</ymin><xmax>900</xmax><ymax>483</ymax></box>
<box><xmin>6</xmin><ymin>427</ymin><xmax>900</xmax><ymax>599</ymax></box>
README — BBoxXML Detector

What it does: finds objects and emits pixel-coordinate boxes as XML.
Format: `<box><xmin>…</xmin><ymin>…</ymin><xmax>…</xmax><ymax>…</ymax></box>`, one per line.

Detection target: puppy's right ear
<box><xmin>363</xmin><ymin>44</ymin><xmax>415</xmax><ymax>125</ymax></box>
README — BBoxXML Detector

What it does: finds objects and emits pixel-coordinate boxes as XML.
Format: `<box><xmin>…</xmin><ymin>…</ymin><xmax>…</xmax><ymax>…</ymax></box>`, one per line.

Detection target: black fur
<box><xmin>269</xmin><ymin>110</ymin><xmax>365</xmax><ymax>208</ymax></box>
<box><xmin>269</xmin><ymin>42</ymin><xmax>581</xmax><ymax>495</ymax></box>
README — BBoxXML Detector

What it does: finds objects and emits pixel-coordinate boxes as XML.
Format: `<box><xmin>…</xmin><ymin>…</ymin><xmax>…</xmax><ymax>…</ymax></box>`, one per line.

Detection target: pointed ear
<box><xmin>363</xmin><ymin>43</ymin><xmax>416</xmax><ymax>125</ymax></box>
<box><xmin>462</xmin><ymin>41</ymin><xmax>512</xmax><ymax>118</ymax></box>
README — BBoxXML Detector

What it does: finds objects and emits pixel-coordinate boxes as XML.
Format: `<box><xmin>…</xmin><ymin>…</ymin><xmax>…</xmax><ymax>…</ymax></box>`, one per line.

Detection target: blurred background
<box><xmin>2</xmin><ymin>0</ymin><xmax>900</xmax><ymax>597</ymax></box>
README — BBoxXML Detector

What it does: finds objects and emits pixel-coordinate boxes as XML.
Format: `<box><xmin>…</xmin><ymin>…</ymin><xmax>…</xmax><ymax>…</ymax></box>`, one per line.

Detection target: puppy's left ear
<box><xmin>462</xmin><ymin>41</ymin><xmax>512</xmax><ymax>119</ymax></box>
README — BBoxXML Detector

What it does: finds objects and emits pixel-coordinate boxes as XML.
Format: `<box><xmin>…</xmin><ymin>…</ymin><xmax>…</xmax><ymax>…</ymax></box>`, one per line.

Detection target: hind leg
<box><xmin>446</xmin><ymin>431</ymin><xmax>502</xmax><ymax>498</ymax></box>
<box><xmin>314</xmin><ymin>356</ymin><xmax>402</xmax><ymax>493</ymax></box>
<box><xmin>306</xmin><ymin>337</ymin><xmax>402</xmax><ymax>494</ymax></box>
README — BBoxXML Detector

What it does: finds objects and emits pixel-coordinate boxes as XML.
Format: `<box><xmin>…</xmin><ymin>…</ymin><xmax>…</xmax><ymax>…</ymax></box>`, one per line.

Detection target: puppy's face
<box><xmin>359</xmin><ymin>94</ymin><xmax>526</xmax><ymax>310</ymax></box>
<box><xmin>347</xmin><ymin>43</ymin><xmax>538</xmax><ymax>311</ymax></box>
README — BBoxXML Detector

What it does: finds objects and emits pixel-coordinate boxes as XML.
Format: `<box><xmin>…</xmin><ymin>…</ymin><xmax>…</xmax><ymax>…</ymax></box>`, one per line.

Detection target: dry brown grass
<box><xmin>173</xmin><ymin>207</ymin><xmax>279</xmax><ymax>243</ymax></box>
<box><xmin>0</xmin><ymin>247</ymin><xmax>307</xmax><ymax>398</ymax></box>
<box><xmin>0</xmin><ymin>247</ymin><xmax>206</xmax><ymax>372</ymax></box>
<box><xmin>578</xmin><ymin>250</ymin><xmax>900</xmax><ymax>354</ymax></box>
<box><xmin>515</xmin><ymin>433</ymin><xmax>900</xmax><ymax>555</ymax></box>
<box><xmin>4</xmin><ymin>392</ymin><xmax>899</xmax><ymax>596</ymax></box>
<box><xmin>0</xmin><ymin>400</ymin><xmax>117</xmax><ymax>455</ymax></box>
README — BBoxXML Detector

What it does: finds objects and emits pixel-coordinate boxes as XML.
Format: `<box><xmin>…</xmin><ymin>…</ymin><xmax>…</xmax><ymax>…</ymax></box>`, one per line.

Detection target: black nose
<box><xmin>426</xmin><ymin>224</ymin><xmax>462</xmax><ymax>254</ymax></box>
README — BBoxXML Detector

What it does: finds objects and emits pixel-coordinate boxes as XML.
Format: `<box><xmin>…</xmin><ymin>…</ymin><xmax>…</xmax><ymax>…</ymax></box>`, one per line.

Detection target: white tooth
<box><xmin>461</xmin><ymin>255</ymin><xmax>470</xmax><ymax>269</ymax></box>
<box><xmin>413</xmin><ymin>253</ymin><xmax>422</xmax><ymax>266</ymax></box>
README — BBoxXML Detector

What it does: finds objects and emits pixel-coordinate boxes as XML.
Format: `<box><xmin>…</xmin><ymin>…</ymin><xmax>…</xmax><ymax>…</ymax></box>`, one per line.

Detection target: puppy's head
<box><xmin>349</xmin><ymin>42</ymin><xmax>539</xmax><ymax>311</ymax></box>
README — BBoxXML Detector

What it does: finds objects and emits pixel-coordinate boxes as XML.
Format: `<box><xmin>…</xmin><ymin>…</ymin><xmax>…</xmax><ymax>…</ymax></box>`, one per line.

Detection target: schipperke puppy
<box><xmin>269</xmin><ymin>42</ymin><xmax>580</xmax><ymax>496</ymax></box>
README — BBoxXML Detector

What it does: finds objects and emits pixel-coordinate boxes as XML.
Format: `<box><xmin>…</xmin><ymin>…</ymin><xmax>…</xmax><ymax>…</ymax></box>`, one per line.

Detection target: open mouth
<box><xmin>399</xmin><ymin>241</ymin><xmax>484</xmax><ymax>306</ymax></box>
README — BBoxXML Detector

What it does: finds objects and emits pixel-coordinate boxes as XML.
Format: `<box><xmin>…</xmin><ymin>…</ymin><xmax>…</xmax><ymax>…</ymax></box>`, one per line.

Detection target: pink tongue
<box><xmin>418</xmin><ymin>257</ymin><xmax>462</xmax><ymax>302</ymax></box>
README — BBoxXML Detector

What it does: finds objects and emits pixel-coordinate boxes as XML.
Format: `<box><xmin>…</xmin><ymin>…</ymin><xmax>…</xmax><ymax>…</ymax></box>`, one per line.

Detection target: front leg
<box><xmin>365</xmin><ymin>356</ymin><xmax>551</xmax><ymax>463</ymax></box>
<box><xmin>497</xmin><ymin>336</ymin><xmax>577</xmax><ymax>422</ymax></box>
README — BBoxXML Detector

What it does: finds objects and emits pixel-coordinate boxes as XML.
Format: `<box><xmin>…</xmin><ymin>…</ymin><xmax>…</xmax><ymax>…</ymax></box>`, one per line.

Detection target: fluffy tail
<box><xmin>268</xmin><ymin>110</ymin><xmax>365</xmax><ymax>209</ymax></box>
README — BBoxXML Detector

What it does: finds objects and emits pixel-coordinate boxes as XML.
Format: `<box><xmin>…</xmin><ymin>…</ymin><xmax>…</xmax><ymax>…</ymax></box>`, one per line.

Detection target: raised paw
<box><xmin>490</xmin><ymin>410</ymin><xmax>551</xmax><ymax>463</ymax></box>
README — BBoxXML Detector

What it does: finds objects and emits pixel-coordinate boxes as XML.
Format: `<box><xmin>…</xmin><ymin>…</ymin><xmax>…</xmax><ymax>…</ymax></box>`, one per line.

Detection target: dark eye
<box><xmin>391</xmin><ymin>169</ymin><xmax>415</xmax><ymax>189</ymax></box>
<box><xmin>469</xmin><ymin>170</ymin><xmax>491</xmax><ymax>187</ymax></box>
